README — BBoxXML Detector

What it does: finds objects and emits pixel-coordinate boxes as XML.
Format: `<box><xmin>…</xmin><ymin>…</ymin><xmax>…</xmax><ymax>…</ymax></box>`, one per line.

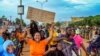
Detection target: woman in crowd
<box><xmin>30</xmin><ymin>20</ymin><xmax>39</xmax><ymax>37</ymax></box>
<box><xmin>10</xmin><ymin>31</ymin><xmax>21</xmax><ymax>56</ymax></box>
<box><xmin>24</xmin><ymin>23</ymin><xmax>54</xmax><ymax>56</ymax></box>
<box><xmin>1</xmin><ymin>40</ymin><xmax>15</xmax><ymax>56</ymax></box>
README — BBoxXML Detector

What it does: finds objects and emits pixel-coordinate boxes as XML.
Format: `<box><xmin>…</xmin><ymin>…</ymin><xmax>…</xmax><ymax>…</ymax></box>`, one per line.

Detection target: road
<box><xmin>21</xmin><ymin>39</ymin><xmax>89</xmax><ymax>56</ymax></box>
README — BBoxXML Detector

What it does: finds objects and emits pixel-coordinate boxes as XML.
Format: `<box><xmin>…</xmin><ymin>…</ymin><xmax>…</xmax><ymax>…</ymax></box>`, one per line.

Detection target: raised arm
<box><xmin>45</xmin><ymin>23</ymin><xmax>54</xmax><ymax>42</ymax></box>
<box><xmin>24</xmin><ymin>27</ymin><xmax>32</xmax><ymax>42</ymax></box>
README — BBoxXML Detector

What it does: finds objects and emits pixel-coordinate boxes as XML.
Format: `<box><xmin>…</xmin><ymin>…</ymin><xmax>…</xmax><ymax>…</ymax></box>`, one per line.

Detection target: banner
<box><xmin>27</xmin><ymin>6</ymin><xmax>55</xmax><ymax>23</ymax></box>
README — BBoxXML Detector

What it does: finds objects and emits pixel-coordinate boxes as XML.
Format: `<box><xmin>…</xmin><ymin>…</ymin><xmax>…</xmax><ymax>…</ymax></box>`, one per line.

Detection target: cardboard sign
<box><xmin>27</xmin><ymin>6</ymin><xmax>55</xmax><ymax>23</ymax></box>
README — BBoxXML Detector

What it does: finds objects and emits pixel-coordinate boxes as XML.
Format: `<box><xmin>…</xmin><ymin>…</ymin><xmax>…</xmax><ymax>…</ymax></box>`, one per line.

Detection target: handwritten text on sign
<box><xmin>27</xmin><ymin>7</ymin><xmax>55</xmax><ymax>23</ymax></box>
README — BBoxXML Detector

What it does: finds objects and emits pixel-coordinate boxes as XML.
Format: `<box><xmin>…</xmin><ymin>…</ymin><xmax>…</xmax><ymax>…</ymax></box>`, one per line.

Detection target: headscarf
<box><xmin>2</xmin><ymin>40</ymin><xmax>15</xmax><ymax>56</ymax></box>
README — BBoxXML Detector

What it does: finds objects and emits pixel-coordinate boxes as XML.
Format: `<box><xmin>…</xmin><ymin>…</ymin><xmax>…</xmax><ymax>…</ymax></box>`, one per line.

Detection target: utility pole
<box><xmin>18</xmin><ymin>0</ymin><xmax>24</xmax><ymax>28</ymax></box>
<box><xmin>36</xmin><ymin>0</ymin><xmax>48</xmax><ymax>9</ymax></box>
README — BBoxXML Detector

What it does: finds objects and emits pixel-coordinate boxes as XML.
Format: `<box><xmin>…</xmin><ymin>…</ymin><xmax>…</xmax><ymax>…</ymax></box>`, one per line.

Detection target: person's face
<box><xmin>57</xmin><ymin>43</ymin><xmax>62</xmax><ymax>50</ymax></box>
<box><xmin>34</xmin><ymin>32</ymin><xmax>41</xmax><ymax>42</ymax></box>
<box><xmin>61</xmin><ymin>29</ymin><xmax>66</xmax><ymax>35</ymax></box>
<box><xmin>71</xmin><ymin>30</ymin><xmax>75</xmax><ymax>36</ymax></box>
<box><xmin>66</xmin><ymin>28</ymin><xmax>70</xmax><ymax>34</ymax></box>
<box><xmin>7</xmin><ymin>45</ymin><xmax>14</xmax><ymax>53</ymax></box>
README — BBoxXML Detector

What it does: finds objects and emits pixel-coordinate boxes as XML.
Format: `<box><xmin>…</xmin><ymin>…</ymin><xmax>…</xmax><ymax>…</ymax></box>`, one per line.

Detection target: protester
<box><xmin>68</xmin><ymin>29</ymin><xmax>79</xmax><ymax>56</ymax></box>
<box><xmin>1</xmin><ymin>40</ymin><xmax>15</xmax><ymax>56</ymax></box>
<box><xmin>0</xmin><ymin>19</ymin><xmax>100</xmax><ymax>56</ymax></box>
<box><xmin>53</xmin><ymin>27</ymin><xmax>76</xmax><ymax>56</ymax></box>
<box><xmin>73</xmin><ymin>28</ymin><xmax>88</xmax><ymax>56</ymax></box>
<box><xmin>10</xmin><ymin>31</ymin><xmax>21</xmax><ymax>56</ymax></box>
<box><xmin>48</xmin><ymin>24</ymin><xmax>58</xmax><ymax>47</ymax></box>
<box><xmin>87</xmin><ymin>29</ymin><xmax>100</xmax><ymax>56</ymax></box>
<box><xmin>30</xmin><ymin>21</ymin><xmax>39</xmax><ymax>37</ymax></box>
<box><xmin>25</xmin><ymin>23</ymin><xmax>53</xmax><ymax>56</ymax></box>
<box><xmin>16</xmin><ymin>28</ymin><xmax>26</xmax><ymax>56</ymax></box>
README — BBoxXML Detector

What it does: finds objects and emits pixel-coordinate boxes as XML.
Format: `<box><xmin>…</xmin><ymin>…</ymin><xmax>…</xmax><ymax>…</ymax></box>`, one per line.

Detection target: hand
<box><xmin>24</xmin><ymin>27</ymin><xmax>30</xmax><ymax>32</ymax></box>
<box><xmin>49</xmin><ymin>23</ymin><xmax>54</xmax><ymax>31</ymax></box>
<box><xmin>23</xmin><ymin>27</ymin><xmax>27</xmax><ymax>31</ymax></box>
<box><xmin>48</xmin><ymin>47</ymin><xmax>56</xmax><ymax>51</ymax></box>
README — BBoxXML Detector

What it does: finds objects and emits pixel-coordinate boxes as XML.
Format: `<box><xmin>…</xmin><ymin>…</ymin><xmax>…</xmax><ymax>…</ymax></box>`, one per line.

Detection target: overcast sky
<box><xmin>0</xmin><ymin>0</ymin><xmax>100</xmax><ymax>24</ymax></box>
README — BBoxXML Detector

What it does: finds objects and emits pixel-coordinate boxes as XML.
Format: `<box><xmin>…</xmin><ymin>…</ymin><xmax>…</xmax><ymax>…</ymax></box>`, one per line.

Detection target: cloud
<box><xmin>64</xmin><ymin>0</ymin><xmax>100</xmax><ymax>4</ymax></box>
<box><xmin>0</xmin><ymin>0</ymin><xmax>100</xmax><ymax>22</ymax></box>
<box><xmin>0</xmin><ymin>0</ymin><xmax>18</xmax><ymax>7</ymax></box>
<box><xmin>64</xmin><ymin>0</ymin><xmax>88</xmax><ymax>4</ymax></box>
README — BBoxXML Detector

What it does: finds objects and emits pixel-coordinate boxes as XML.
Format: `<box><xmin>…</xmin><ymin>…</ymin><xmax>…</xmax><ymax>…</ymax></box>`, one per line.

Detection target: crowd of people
<box><xmin>0</xmin><ymin>20</ymin><xmax>100</xmax><ymax>56</ymax></box>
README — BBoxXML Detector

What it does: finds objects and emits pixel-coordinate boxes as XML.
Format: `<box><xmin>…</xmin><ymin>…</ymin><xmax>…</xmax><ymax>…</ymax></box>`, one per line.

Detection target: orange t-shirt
<box><xmin>28</xmin><ymin>39</ymin><xmax>48</xmax><ymax>56</ymax></box>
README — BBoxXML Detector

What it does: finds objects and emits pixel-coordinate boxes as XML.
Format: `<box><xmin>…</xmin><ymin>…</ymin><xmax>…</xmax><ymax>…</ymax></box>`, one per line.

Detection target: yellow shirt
<box><xmin>49</xmin><ymin>30</ymin><xmax>58</xmax><ymax>46</ymax></box>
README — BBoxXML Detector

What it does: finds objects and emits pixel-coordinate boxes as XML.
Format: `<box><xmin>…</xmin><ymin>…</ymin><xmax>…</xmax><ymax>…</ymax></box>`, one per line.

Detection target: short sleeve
<box><xmin>41</xmin><ymin>39</ymin><xmax>48</xmax><ymax>46</ymax></box>
<box><xmin>27</xmin><ymin>39</ymin><xmax>33</xmax><ymax>45</ymax></box>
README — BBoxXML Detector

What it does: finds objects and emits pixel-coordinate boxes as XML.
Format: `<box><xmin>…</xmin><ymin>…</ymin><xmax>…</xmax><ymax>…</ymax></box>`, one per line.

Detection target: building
<box><xmin>71</xmin><ymin>17</ymin><xmax>84</xmax><ymax>22</ymax></box>
<box><xmin>0</xmin><ymin>17</ymin><xmax>15</xmax><ymax>27</ymax></box>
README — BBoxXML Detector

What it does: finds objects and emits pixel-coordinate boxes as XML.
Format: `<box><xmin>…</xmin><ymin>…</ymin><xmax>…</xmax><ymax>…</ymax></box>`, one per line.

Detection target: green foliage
<box><xmin>55</xmin><ymin>22</ymin><xmax>62</xmax><ymax>27</ymax></box>
<box><xmin>1</xmin><ymin>15</ymin><xmax>7</xmax><ymax>20</ymax></box>
<box><xmin>69</xmin><ymin>15</ymin><xmax>100</xmax><ymax>27</ymax></box>
<box><xmin>15</xmin><ymin>18</ymin><xmax>26</xmax><ymax>26</ymax></box>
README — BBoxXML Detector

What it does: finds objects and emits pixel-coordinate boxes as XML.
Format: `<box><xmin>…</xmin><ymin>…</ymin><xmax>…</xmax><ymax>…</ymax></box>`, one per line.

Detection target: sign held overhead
<box><xmin>27</xmin><ymin>6</ymin><xmax>55</xmax><ymax>23</ymax></box>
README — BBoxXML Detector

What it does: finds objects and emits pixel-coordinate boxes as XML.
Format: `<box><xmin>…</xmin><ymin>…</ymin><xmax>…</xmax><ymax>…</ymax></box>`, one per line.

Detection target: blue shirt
<box><xmin>0</xmin><ymin>36</ymin><xmax>4</xmax><ymax>45</ymax></box>
<box><xmin>0</xmin><ymin>36</ymin><xmax>4</xmax><ymax>55</ymax></box>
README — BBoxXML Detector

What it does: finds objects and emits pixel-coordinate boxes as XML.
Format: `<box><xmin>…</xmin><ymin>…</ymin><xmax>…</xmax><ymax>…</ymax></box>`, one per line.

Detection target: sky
<box><xmin>0</xmin><ymin>0</ymin><xmax>100</xmax><ymax>24</ymax></box>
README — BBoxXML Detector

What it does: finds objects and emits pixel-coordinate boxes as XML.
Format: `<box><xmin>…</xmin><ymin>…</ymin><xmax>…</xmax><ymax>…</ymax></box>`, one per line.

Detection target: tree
<box><xmin>16</xmin><ymin>18</ymin><xmax>20</xmax><ymax>24</ymax></box>
<box><xmin>15</xmin><ymin>18</ymin><xmax>26</xmax><ymax>26</ymax></box>
<box><xmin>55</xmin><ymin>22</ymin><xmax>62</xmax><ymax>27</ymax></box>
<box><xmin>1</xmin><ymin>15</ymin><xmax>7</xmax><ymax>20</ymax></box>
<box><xmin>69</xmin><ymin>15</ymin><xmax>100</xmax><ymax>27</ymax></box>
